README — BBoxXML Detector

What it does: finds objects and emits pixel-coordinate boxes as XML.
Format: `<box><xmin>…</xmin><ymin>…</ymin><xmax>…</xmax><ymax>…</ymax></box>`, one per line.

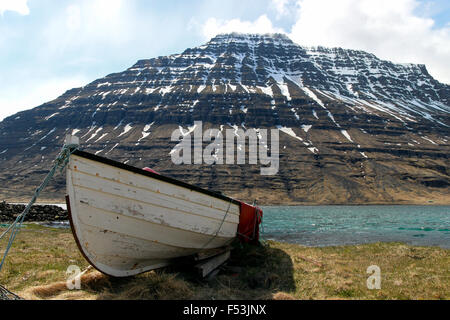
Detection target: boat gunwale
<box><xmin>72</xmin><ymin>150</ymin><xmax>241</xmax><ymax>206</ymax></box>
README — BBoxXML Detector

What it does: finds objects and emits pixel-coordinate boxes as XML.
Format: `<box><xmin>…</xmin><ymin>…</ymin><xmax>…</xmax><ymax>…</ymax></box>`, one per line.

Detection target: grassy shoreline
<box><xmin>0</xmin><ymin>224</ymin><xmax>448</xmax><ymax>300</ymax></box>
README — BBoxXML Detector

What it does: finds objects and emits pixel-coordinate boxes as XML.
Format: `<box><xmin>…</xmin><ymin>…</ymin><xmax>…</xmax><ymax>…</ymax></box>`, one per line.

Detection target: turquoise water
<box><xmin>261</xmin><ymin>206</ymin><xmax>450</xmax><ymax>248</ymax></box>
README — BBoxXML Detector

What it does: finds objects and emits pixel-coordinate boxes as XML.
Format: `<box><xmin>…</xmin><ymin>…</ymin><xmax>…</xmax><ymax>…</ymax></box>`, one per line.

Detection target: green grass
<box><xmin>0</xmin><ymin>224</ymin><xmax>448</xmax><ymax>300</ymax></box>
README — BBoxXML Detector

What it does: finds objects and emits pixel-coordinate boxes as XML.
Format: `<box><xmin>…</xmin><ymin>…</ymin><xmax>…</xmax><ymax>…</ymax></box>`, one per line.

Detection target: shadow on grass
<box><xmin>117</xmin><ymin>240</ymin><xmax>293</xmax><ymax>300</ymax></box>
<box><xmin>24</xmin><ymin>240</ymin><xmax>295</xmax><ymax>300</ymax></box>
<box><xmin>225</xmin><ymin>241</ymin><xmax>296</xmax><ymax>293</ymax></box>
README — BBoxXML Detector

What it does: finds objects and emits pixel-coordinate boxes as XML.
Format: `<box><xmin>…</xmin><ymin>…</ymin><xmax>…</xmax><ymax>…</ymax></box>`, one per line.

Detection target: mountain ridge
<box><xmin>0</xmin><ymin>33</ymin><xmax>449</xmax><ymax>204</ymax></box>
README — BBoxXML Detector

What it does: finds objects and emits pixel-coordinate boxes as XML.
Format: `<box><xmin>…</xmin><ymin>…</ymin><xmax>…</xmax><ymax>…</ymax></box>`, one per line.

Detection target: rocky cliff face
<box><xmin>0</xmin><ymin>33</ymin><xmax>449</xmax><ymax>204</ymax></box>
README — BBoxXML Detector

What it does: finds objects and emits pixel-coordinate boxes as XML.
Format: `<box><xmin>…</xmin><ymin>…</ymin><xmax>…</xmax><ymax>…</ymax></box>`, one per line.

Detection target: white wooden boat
<box><xmin>66</xmin><ymin>150</ymin><xmax>255</xmax><ymax>277</ymax></box>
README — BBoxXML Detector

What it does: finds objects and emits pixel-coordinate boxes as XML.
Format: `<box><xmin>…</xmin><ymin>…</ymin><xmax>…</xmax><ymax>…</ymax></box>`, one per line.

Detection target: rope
<box><xmin>257</xmin><ymin>209</ymin><xmax>268</xmax><ymax>246</ymax></box>
<box><xmin>0</xmin><ymin>284</ymin><xmax>22</xmax><ymax>300</ymax></box>
<box><xmin>0</xmin><ymin>142</ymin><xmax>78</xmax><ymax>273</ymax></box>
<box><xmin>201</xmin><ymin>199</ymin><xmax>233</xmax><ymax>249</ymax></box>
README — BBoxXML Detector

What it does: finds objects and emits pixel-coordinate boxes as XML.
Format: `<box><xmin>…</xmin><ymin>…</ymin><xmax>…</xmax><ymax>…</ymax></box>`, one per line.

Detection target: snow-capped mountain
<box><xmin>0</xmin><ymin>33</ymin><xmax>448</xmax><ymax>204</ymax></box>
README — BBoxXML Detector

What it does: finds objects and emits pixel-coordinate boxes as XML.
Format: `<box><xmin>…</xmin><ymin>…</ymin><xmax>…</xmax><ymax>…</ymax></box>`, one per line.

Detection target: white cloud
<box><xmin>0</xmin><ymin>0</ymin><xmax>29</xmax><ymax>16</ymax></box>
<box><xmin>289</xmin><ymin>0</ymin><xmax>450</xmax><ymax>84</ymax></box>
<box><xmin>202</xmin><ymin>14</ymin><xmax>285</xmax><ymax>40</ymax></box>
<box><xmin>200</xmin><ymin>0</ymin><xmax>449</xmax><ymax>84</ymax></box>
<box><xmin>271</xmin><ymin>0</ymin><xmax>295</xmax><ymax>18</ymax></box>
<box><xmin>0</xmin><ymin>0</ymin><xmax>128</xmax><ymax>120</ymax></box>
<box><xmin>0</xmin><ymin>0</ymin><xmax>167</xmax><ymax>121</ymax></box>
<box><xmin>66</xmin><ymin>5</ymin><xmax>81</xmax><ymax>31</ymax></box>
<box><xmin>0</xmin><ymin>76</ymin><xmax>88</xmax><ymax>121</ymax></box>
<box><xmin>41</xmin><ymin>0</ymin><xmax>133</xmax><ymax>56</ymax></box>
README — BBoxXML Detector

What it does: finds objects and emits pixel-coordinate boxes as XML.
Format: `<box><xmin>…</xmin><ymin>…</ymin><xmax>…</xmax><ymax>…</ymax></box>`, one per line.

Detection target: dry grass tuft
<box><xmin>272</xmin><ymin>292</ymin><xmax>296</xmax><ymax>300</ymax></box>
<box><xmin>81</xmin><ymin>271</ymin><xmax>112</xmax><ymax>292</ymax></box>
<box><xmin>24</xmin><ymin>281</ymin><xmax>67</xmax><ymax>299</ymax></box>
<box><xmin>98</xmin><ymin>271</ymin><xmax>194</xmax><ymax>300</ymax></box>
<box><xmin>20</xmin><ymin>270</ymin><xmax>110</xmax><ymax>299</ymax></box>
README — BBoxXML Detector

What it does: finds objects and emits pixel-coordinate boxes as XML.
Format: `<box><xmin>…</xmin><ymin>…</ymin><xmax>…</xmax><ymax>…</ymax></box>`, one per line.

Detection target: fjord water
<box><xmin>261</xmin><ymin>206</ymin><xmax>450</xmax><ymax>248</ymax></box>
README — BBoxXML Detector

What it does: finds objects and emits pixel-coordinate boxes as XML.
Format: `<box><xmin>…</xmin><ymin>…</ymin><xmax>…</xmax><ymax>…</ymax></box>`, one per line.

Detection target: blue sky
<box><xmin>0</xmin><ymin>0</ymin><xmax>449</xmax><ymax>120</ymax></box>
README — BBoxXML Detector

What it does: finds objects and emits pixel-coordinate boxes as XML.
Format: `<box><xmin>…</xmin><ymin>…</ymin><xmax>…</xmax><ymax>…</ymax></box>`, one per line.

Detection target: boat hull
<box><xmin>66</xmin><ymin>151</ymin><xmax>240</xmax><ymax>277</ymax></box>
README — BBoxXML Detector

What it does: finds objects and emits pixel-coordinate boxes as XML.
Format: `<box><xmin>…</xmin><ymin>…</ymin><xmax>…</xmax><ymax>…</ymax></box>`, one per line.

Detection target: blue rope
<box><xmin>0</xmin><ymin>142</ymin><xmax>78</xmax><ymax>273</ymax></box>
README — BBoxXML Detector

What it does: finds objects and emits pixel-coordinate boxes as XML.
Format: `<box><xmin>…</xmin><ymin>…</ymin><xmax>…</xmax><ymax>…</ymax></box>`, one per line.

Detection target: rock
<box><xmin>0</xmin><ymin>203</ymin><xmax>68</xmax><ymax>222</ymax></box>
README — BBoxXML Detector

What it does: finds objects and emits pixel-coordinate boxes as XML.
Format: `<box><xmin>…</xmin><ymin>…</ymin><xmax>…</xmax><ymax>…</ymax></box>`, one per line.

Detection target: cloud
<box><xmin>0</xmin><ymin>0</ymin><xmax>29</xmax><ymax>16</ymax></box>
<box><xmin>289</xmin><ymin>0</ymin><xmax>450</xmax><ymax>84</ymax></box>
<box><xmin>0</xmin><ymin>0</ymin><xmax>186</xmax><ymax>121</ymax></box>
<box><xmin>200</xmin><ymin>0</ymin><xmax>449</xmax><ymax>84</ymax></box>
<box><xmin>0</xmin><ymin>0</ymin><xmax>133</xmax><ymax>121</ymax></box>
<box><xmin>66</xmin><ymin>5</ymin><xmax>81</xmax><ymax>31</ymax></box>
<box><xmin>0</xmin><ymin>76</ymin><xmax>88</xmax><ymax>121</ymax></box>
<box><xmin>202</xmin><ymin>14</ymin><xmax>285</xmax><ymax>40</ymax></box>
<box><xmin>43</xmin><ymin>0</ymin><xmax>132</xmax><ymax>52</ymax></box>
<box><xmin>271</xmin><ymin>0</ymin><xmax>295</xmax><ymax>18</ymax></box>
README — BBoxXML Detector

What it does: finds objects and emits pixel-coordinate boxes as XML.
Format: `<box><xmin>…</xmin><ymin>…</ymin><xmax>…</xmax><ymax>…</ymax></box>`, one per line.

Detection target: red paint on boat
<box><xmin>237</xmin><ymin>202</ymin><xmax>263</xmax><ymax>244</ymax></box>
<box><xmin>142</xmin><ymin>167</ymin><xmax>160</xmax><ymax>174</ymax></box>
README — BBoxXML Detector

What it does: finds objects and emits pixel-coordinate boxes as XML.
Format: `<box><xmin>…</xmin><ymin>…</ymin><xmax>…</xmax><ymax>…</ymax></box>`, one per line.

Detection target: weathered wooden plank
<box><xmin>195</xmin><ymin>246</ymin><xmax>231</xmax><ymax>261</ymax></box>
<box><xmin>73</xmin><ymin>186</ymin><xmax>237</xmax><ymax>238</ymax></box>
<box><xmin>71</xmin><ymin>171</ymin><xmax>240</xmax><ymax>224</ymax></box>
<box><xmin>206</xmin><ymin>269</ymin><xmax>220</xmax><ymax>281</ymax></box>
<box><xmin>75</xmin><ymin>201</ymin><xmax>232</xmax><ymax>249</ymax></box>
<box><xmin>195</xmin><ymin>251</ymin><xmax>231</xmax><ymax>278</ymax></box>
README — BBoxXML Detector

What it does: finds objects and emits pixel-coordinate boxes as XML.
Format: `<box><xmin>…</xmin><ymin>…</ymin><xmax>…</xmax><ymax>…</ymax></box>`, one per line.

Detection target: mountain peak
<box><xmin>208</xmin><ymin>32</ymin><xmax>293</xmax><ymax>44</ymax></box>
